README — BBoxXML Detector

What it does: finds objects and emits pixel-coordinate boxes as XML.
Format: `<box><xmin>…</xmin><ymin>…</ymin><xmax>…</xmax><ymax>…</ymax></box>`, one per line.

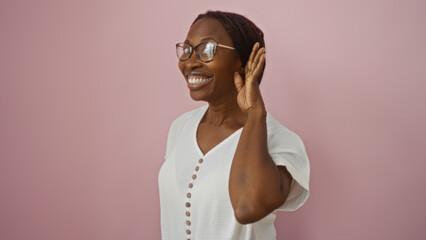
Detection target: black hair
<box><xmin>192</xmin><ymin>10</ymin><xmax>266</xmax><ymax>84</ymax></box>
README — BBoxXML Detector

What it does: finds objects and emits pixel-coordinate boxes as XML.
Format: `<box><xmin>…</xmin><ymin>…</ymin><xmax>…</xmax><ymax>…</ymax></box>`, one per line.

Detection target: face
<box><xmin>178</xmin><ymin>18</ymin><xmax>243</xmax><ymax>103</ymax></box>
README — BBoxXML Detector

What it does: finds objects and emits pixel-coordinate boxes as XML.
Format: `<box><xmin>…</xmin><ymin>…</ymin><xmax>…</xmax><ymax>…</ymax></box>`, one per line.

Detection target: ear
<box><xmin>238</xmin><ymin>65</ymin><xmax>245</xmax><ymax>74</ymax></box>
<box><xmin>234</xmin><ymin>57</ymin><xmax>244</xmax><ymax>73</ymax></box>
<box><xmin>238</xmin><ymin>65</ymin><xmax>245</xmax><ymax>83</ymax></box>
<box><xmin>236</xmin><ymin>61</ymin><xmax>245</xmax><ymax>82</ymax></box>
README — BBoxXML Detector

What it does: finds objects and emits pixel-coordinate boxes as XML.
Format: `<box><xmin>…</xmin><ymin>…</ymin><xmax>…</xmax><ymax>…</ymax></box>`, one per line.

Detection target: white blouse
<box><xmin>158</xmin><ymin>105</ymin><xmax>310</xmax><ymax>240</ymax></box>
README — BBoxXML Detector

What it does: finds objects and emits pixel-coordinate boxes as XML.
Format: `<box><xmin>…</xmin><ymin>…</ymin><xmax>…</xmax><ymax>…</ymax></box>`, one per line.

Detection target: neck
<box><xmin>204</xmin><ymin>98</ymin><xmax>246</xmax><ymax>126</ymax></box>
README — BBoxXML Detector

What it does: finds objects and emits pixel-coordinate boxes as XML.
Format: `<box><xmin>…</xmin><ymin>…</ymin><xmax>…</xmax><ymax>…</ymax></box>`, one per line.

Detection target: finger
<box><xmin>246</xmin><ymin>48</ymin><xmax>264</xmax><ymax>84</ymax></box>
<box><xmin>234</xmin><ymin>72</ymin><xmax>244</xmax><ymax>92</ymax></box>
<box><xmin>252</xmin><ymin>47</ymin><xmax>265</xmax><ymax>70</ymax></box>
<box><xmin>252</xmin><ymin>53</ymin><xmax>265</xmax><ymax>80</ymax></box>
<box><xmin>247</xmin><ymin>42</ymin><xmax>259</xmax><ymax>73</ymax></box>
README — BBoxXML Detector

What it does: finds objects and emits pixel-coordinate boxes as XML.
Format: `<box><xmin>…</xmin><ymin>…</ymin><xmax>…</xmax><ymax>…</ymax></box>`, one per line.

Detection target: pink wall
<box><xmin>1</xmin><ymin>0</ymin><xmax>425</xmax><ymax>239</ymax></box>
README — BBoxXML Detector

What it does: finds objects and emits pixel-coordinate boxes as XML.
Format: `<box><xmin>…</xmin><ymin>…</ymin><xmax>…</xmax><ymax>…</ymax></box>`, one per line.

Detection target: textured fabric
<box><xmin>158</xmin><ymin>105</ymin><xmax>310</xmax><ymax>240</ymax></box>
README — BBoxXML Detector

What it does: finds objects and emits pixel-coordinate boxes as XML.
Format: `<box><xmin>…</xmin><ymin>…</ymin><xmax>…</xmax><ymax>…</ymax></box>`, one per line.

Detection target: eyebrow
<box><xmin>184</xmin><ymin>37</ymin><xmax>217</xmax><ymax>44</ymax></box>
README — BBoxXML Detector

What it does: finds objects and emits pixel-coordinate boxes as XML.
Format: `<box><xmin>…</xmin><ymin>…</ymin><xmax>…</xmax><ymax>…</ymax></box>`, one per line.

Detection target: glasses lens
<box><xmin>196</xmin><ymin>42</ymin><xmax>217</xmax><ymax>62</ymax></box>
<box><xmin>176</xmin><ymin>43</ymin><xmax>192</xmax><ymax>61</ymax></box>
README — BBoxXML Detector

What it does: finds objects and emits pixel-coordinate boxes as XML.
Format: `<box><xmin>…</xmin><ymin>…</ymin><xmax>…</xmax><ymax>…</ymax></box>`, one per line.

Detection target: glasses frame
<box><xmin>176</xmin><ymin>41</ymin><xmax>235</xmax><ymax>63</ymax></box>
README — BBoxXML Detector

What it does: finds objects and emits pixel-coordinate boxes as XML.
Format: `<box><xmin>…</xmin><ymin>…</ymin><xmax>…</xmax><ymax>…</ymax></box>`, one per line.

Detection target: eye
<box><xmin>202</xmin><ymin>43</ymin><xmax>215</xmax><ymax>58</ymax></box>
<box><xmin>184</xmin><ymin>48</ymin><xmax>191</xmax><ymax>54</ymax></box>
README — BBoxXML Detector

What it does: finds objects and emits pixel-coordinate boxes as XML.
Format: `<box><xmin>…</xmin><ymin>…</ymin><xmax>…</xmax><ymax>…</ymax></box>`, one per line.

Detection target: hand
<box><xmin>234</xmin><ymin>42</ymin><xmax>266</xmax><ymax>114</ymax></box>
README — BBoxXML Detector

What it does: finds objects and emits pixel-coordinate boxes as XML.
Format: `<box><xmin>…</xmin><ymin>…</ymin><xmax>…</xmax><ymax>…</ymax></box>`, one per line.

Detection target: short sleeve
<box><xmin>267</xmin><ymin>126</ymin><xmax>310</xmax><ymax>211</ymax></box>
<box><xmin>165</xmin><ymin>119</ymin><xmax>181</xmax><ymax>160</ymax></box>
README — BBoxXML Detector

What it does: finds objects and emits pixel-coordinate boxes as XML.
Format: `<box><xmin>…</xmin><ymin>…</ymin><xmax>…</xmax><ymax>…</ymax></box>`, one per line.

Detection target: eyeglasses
<box><xmin>176</xmin><ymin>41</ymin><xmax>235</xmax><ymax>62</ymax></box>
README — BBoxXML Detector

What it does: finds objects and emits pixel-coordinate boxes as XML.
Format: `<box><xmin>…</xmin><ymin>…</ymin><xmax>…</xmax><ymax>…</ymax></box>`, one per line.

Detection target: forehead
<box><xmin>185</xmin><ymin>18</ymin><xmax>233</xmax><ymax>46</ymax></box>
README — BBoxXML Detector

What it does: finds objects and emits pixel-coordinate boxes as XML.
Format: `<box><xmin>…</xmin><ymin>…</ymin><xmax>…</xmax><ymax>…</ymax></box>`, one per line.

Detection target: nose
<box><xmin>184</xmin><ymin>51</ymin><xmax>202</xmax><ymax>70</ymax></box>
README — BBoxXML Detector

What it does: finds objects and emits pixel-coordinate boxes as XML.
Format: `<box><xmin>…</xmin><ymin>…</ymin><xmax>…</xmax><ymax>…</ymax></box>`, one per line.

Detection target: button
<box><xmin>188</xmin><ymin>183</ymin><xmax>193</xmax><ymax>188</ymax></box>
<box><xmin>185</xmin><ymin>211</ymin><xmax>190</xmax><ymax>216</ymax></box>
<box><xmin>195</xmin><ymin>166</ymin><xmax>199</xmax><ymax>171</ymax></box>
<box><xmin>198</xmin><ymin>159</ymin><xmax>203</xmax><ymax>163</ymax></box>
<box><xmin>187</xmin><ymin>193</ymin><xmax>191</xmax><ymax>198</ymax></box>
<box><xmin>192</xmin><ymin>174</ymin><xmax>197</xmax><ymax>180</ymax></box>
<box><xmin>186</xmin><ymin>220</ymin><xmax>191</xmax><ymax>226</ymax></box>
<box><xmin>185</xmin><ymin>202</ymin><xmax>191</xmax><ymax>208</ymax></box>
<box><xmin>186</xmin><ymin>229</ymin><xmax>191</xmax><ymax>235</ymax></box>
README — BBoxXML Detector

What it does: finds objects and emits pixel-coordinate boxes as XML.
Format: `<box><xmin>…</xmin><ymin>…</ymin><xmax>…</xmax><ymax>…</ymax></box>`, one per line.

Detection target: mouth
<box><xmin>186</xmin><ymin>74</ymin><xmax>214</xmax><ymax>90</ymax></box>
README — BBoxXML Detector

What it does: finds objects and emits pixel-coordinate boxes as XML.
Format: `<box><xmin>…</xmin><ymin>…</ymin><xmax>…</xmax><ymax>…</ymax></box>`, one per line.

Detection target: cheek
<box><xmin>178</xmin><ymin>61</ymin><xmax>185</xmax><ymax>73</ymax></box>
<box><xmin>212</xmin><ymin>54</ymin><xmax>239</xmax><ymax>74</ymax></box>
<box><xmin>211</xmin><ymin>61</ymin><xmax>237</xmax><ymax>80</ymax></box>
<box><xmin>178</xmin><ymin>61</ymin><xmax>185</xmax><ymax>75</ymax></box>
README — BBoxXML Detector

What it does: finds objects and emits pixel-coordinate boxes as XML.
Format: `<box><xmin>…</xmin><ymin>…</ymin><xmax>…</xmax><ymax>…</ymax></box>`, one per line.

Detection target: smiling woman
<box><xmin>158</xmin><ymin>10</ymin><xmax>310</xmax><ymax>240</ymax></box>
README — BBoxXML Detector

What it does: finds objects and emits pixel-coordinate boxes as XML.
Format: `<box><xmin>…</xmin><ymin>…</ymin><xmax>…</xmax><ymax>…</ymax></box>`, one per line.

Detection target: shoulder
<box><xmin>165</xmin><ymin>105</ymin><xmax>208</xmax><ymax>159</ymax></box>
<box><xmin>266</xmin><ymin>113</ymin><xmax>304</xmax><ymax>147</ymax></box>
<box><xmin>169</xmin><ymin>105</ymin><xmax>208</xmax><ymax>132</ymax></box>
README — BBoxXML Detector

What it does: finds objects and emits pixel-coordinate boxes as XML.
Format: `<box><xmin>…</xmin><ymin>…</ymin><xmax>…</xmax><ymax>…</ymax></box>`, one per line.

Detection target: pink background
<box><xmin>1</xmin><ymin>0</ymin><xmax>425</xmax><ymax>239</ymax></box>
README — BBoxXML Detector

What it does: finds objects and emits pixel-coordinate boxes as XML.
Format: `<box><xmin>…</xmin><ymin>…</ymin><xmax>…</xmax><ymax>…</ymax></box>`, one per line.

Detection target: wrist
<box><xmin>247</xmin><ymin>106</ymin><xmax>267</xmax><ymax>119</ymax></box>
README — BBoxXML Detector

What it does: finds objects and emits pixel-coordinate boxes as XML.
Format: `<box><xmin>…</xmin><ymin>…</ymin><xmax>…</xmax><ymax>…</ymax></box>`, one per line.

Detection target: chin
<box><xmin>189</xmin><ymin>90</ymin><xmax>208</xmax><ymax>102</ymax></box>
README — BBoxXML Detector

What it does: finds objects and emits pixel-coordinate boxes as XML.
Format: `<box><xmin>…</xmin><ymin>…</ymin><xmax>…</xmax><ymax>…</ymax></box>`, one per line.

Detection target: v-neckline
<box><xmin>194</xmin><ymin>106</ymin><xmax>243</xmax><ymax>158</ymax></box>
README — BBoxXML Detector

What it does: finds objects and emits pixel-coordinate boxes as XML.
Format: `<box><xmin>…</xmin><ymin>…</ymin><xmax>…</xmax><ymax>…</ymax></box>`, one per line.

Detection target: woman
<box><xmin>158</xmin><ymin>11</ymin><xmax>310</xmax><ymax>240</ymax></box>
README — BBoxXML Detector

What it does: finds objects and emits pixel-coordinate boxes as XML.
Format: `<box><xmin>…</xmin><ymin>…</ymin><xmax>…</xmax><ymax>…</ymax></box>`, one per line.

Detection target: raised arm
<box><xmin>230</xmin><ymin>43</ymin><xmax>293</xmax><ymax>224</ymax></box>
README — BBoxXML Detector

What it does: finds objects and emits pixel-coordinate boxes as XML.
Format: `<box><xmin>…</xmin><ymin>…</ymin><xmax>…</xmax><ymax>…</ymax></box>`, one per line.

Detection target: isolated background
<box><xmin>1</xmin><ymin>0</ymin><xmax>425</xmax><ymax>239</ymax></box>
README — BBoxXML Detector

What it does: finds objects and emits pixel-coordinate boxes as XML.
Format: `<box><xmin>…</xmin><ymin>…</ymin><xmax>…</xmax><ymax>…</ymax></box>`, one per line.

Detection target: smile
<box><xmin>187</xmin><ymin>75</ymin><xmax>213</xmax><ymax>90</ymax></box>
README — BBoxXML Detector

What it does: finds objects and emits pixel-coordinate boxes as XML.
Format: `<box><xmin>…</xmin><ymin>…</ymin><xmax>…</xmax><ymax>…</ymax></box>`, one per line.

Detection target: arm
<box><xmin>229</xmin><ymin>43</ymin><xmax>293</xmax><ymax>224</ymax></box>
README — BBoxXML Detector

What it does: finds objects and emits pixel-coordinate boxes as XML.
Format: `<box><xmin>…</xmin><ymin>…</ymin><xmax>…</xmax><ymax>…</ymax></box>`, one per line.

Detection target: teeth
<box><xmin>188</xmin><ymin>76</ymin><xmax>213</xmax><ymax>84</ymax></box>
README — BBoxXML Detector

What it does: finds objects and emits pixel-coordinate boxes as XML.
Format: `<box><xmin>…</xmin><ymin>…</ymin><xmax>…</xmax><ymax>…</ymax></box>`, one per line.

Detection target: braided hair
<box><xmin>192</xmin><ymin>10</ymin><xmax>266</xmax><ymax>84</ymax></box>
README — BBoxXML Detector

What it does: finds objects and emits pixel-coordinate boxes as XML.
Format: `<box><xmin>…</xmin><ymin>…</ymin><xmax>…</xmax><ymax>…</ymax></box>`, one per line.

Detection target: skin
<box><xmin>178</xmin><ymin>17</ymin><xmax>293</xmax><ymax>224</ymax></box>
